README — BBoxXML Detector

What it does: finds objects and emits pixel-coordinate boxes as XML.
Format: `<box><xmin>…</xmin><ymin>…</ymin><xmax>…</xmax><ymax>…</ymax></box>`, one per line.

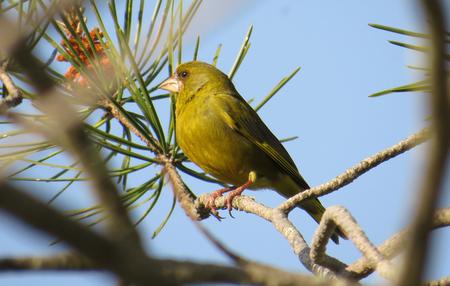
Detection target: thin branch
<box><xmin>164</xmin><ymin>160</ymin><xmax>208</xmax><ymax>220</ymax></box>
<box><xmin>192</xmin><ymin>221</ymin><xmax>242</xmax><ymax>262</ymax></box>
<box><xmin>190</xmin><ymin>212</ymin><xmax>353</xmax><ymax>286</ymax></box>
<box><xmin>0</xmin><ymin>253</ymin><xmax>360</xmax><ymax>286</ymax></box>
<box><xmin>279</xmin><ymin>128</ymin><xmax>429</xmax><ymax>212</ymax></box>
<box><xmin>0</xmin><ymin>66</ymin><xmax>23</xmax><ymax>110</ymax></box>
<box><xmin>196</xmin><ymin>194</ymin><xmax>349</xmax><ymax>279</ymax></box>
<box><xmin>347</xmin><ymin>208</ymin><xmax>450</xmax><ymax>279</ymax></box>
<box><xmin>0</xmin><ymin>253</ymin><xmax>95</xmax><ymax>271</ymax></box>
<box><xmin>310</xmin><ymin>206</ymin><xmax>395</xmax><ymax>280</ymax></box>
<box><xmin>0</xmin><ymin>183</ymin><xmax>167</xmax><ymax>286</ymax></box>
<box><xmin>98</xmin><ymin>99</ymin><xmax>161</xmax><ymax>154</ymax></box>
<box><xmin>397</xmin><ymin>0</ymin><xmax>449</xmax><ymax>285</ymax></box>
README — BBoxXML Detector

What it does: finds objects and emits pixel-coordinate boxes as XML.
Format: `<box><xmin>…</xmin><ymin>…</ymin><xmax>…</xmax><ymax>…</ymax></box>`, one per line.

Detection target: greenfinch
<box><xmin>159</xmin><ymin>61</ymin><xmax>345</xmax><ymax>243</ymax></box>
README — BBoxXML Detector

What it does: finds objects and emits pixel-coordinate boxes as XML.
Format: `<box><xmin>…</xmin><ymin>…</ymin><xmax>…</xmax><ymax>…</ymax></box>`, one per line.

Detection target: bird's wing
<box><xmin>215</xmin><ymin>93</ymin><xmax>310</xmax><ymax>190</ymax></box>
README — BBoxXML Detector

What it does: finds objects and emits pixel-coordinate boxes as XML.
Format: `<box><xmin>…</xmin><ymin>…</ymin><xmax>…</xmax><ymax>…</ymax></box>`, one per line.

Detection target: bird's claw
<box><xmin>226</xmin><ymin>194</ymin><xmax>236</xmax><ymax>218</ymax></box>
<box><xmin>225</xmin><ymin>188</ymin><xmax>244</xmax><ymax>218</ymax></box>
<box><xmin>210</xmin><ymin>207</ymin><xmax>224</xmax><ymax>221</ymax></box>
<box><xmin>205</xmin><ymin>184</ymin><xmax>248</xmax><ymax>218</ymax></box>
<box><xmin>205</xmin><ymin>187</ymin><xmax>232</xmax><ymax>219</ymax></box>
<box><xmin>205</xmin><ymin>199</ymin><xmax>222</xmax><ymax>220</ymax></box>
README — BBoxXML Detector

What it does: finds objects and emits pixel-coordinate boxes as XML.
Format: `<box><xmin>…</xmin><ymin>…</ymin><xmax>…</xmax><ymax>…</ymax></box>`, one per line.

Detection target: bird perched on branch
<box><xmin>159</xmin><ymin>61</ymin><xmax>345</xmax><ymax>243</ymax></box>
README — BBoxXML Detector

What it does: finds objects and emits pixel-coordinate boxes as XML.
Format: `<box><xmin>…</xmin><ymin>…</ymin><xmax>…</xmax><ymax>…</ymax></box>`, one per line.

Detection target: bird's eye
<box><xmin>179</xmin><ymin>71</ymin><xmax>188</xmax><ymax>79</ymax></box>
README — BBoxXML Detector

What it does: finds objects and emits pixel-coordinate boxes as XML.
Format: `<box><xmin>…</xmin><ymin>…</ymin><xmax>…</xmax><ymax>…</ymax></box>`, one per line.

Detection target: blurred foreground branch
<box><xmin>0</xmin><ymin>183</ymin><xmax>358</xmax><ymax>286</ymax></box>
<box><xmin>397</xmin><ymin>1</ymin><xmax>449</xmax><ymax>285</ymax></box>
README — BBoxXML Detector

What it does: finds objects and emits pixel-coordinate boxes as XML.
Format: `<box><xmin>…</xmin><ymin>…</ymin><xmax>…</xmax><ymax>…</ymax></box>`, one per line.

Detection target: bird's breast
<box><xmin>176</xmin><ymin>101</ymin><xmax>259</xmax><ymax>186</ymax></box>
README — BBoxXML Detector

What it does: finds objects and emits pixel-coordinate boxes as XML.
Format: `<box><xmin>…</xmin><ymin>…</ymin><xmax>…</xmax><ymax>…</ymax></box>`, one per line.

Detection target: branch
<box><xmin>164</xmin><ymin>160</ymin><xmax>209</xmax><ymax>220</ymax></box>
<box><xmin>0</xmin><ymin>66</ymin><xmax>22</xmax><ymax>110</ymax></box>
<box><xmin>347</xmin><ymin>208</ymin><xmax>450</xmax><ymax>279</ymax></box>
<box><xmin>278</xmin><ymin>128</ymin><xmax>429</xmax><ymax>212</ymax></box>
<box><xmin>0</xmin><ymin>253</ymin><xmax>95</xmax><ymax>271</ymax></box>
<box><xmin>95</xmin><ymin>101</ymin><xmax>209</xmax><ymax>222</ymax></box>
<box><xmin>0</xmin><ymin>183</ymin><xmax>171</xmax><ymax>286</ymax></box>
<box><xmin>397</xmin><ymin>1</ymin><xmax>449</xmax><ymax>285</ymax></box>
<box><xmin>97</xmin><ymin>99</ymin><xmax>162</xmax><ymax>155</ymax></box>
<box><xmin>310</xmin><ymin>206</ymin><xmax>395</xmax><ymax>280</ymax></box>
<box><xmin>0</xmin><ymin>253</ymin><xmax>360</xmax><ymax>286</ymax></box>
<box><xmin>196</xmin><ymin>194</ymin><xmax>349</xmax><ymax>278</ymax></box>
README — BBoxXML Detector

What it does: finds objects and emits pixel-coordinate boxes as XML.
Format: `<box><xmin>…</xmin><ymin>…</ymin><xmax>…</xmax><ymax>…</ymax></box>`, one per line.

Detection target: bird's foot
<box><xmin>205</xmin><ymin>187</ymin><xmax>233</xmax><ymax>219</ymax></box>
<box><xmin>225</xmin><ymin>180</ymin><xmax>253</xmax><ymax>218</ymax></box>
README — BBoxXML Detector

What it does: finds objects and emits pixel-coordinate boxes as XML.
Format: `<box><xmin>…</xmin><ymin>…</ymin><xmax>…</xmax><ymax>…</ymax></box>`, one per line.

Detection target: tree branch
<box><xmin>397</xmin><ymin>1</ymin><xmax>449</xmax><ymax>285</ymax></box>
<box><xmin>164</xmin><ymin>160</ymin><xmax>209</xmax><ymax>220</ymax></box>
<box><xmin>0</xmin><ymin>253</ymin><xmax>361</xmax><ymax>286</ymax></box>
<box><xmin>0</xmin><ymin>182</ymin><xmax>173</xmax><ymax>286</ymax></box>
<box><xmin>347</xmin><ymin>208</ymin><xmax>450</xmax><ymax>279</ymax></box>
<box><xmin>310</xmin><ymin>206</ymin><xmax>395</xmax><ymax>280</ymax></box>
<box><xmin>97</xmin><ymin>98</ymin><xmax>162</xmax><ymax>155</ymax></box>
<box><xmin>0</xmin><ymin>253</ymin><xmax>95</xmax><ymax>271</ymax></box>
<box><xmin>196</xmin><ymin>194</ymin><xmax>348</xmax><ymax>278</ymax></box>
<box><xmin>0</xmin><ymin>66</ymin><xmax>22</xmax><ymax>110</ymax></box>
<box><xmin>279</xmin><ymin>128</ymin><xmax>429</xmax><ymax>212</ymax></box>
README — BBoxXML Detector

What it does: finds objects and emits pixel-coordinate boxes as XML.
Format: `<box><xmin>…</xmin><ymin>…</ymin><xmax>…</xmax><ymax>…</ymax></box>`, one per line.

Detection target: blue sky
<box><xmin>0</xmin><ymin>1</ymin><xmax>449</xmax><ymax>285</ymax></box>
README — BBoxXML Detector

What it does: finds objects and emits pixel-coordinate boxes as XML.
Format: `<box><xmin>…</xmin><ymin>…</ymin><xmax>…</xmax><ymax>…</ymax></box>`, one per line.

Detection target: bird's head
<box><xmin>158</xmin><ymin>61</ymin><xmax>236</xmax><ymax>96</ymax></box>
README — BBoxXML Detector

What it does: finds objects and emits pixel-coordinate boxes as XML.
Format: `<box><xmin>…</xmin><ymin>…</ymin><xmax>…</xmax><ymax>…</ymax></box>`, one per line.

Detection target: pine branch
<box><xmin>310</xmin><ymin>206</ymin><xmax>395</xmax><ymax>280</ymax></box>
<box><xmin>278</xmin><ymin>128</ymin><xmax>429</xmax><ymax>212</ymax></box>
<box><xmin>346</xmin><ymin>208</ymin><xmax>450</xmax><ymax>279</ymax></box>
<box><xmin>0</xmin><ymin>66</ymin><xmax>23</xmax><ymax>110</ymax></box>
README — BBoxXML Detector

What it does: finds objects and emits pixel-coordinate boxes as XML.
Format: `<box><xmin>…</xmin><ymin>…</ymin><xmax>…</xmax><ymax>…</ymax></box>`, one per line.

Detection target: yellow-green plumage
<box><xmin>162</xmin><ymin>61</ymin><xmax>344</xmax><ymax>243</ymax></box>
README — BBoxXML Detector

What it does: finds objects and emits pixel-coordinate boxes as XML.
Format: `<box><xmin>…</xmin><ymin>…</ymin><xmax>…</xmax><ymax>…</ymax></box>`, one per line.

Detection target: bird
<box><xmin>159</xmin><ymin>61</ymin><xmax>345</xmax><ymax>243</ymax></box>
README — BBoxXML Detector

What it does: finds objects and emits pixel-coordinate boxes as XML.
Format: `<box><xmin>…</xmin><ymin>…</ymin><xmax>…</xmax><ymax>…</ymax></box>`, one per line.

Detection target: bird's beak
<box><xmin>159</xmin><ymin>75</ymin><xmax>181</xmax><ymax>93</ymax></box>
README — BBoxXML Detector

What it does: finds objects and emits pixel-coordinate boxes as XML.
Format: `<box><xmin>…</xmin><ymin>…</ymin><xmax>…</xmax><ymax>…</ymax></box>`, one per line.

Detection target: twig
<box><xmin>196</xmin><ymin>194</ymin><xmax>348</xmax><ymax>278</ymax></box>
<box><xmin>192</xmin><ymin>221</ymin><xmax>241</xmax><ymax>262</ymax></box>
<box><xmin>397</xmin><ymin>1</ymin><xmax>449</xmax><ymax>285</ymax></box>
<box><xmin>279</xmin><ymin>128</ymin><xmax>430</xmax><ymax>212</ymax></box>
<box><xmin>191</xmin><ymin>215</ymin><xmax>351</xmax><ymax>286</ymax></box>
<box><xmin>98</xmin><ymin>99</ymin><xmax>161</xmax><ymax>154</ymax></box>
<box><xmin>0</xmin><ymin>253</ymin><xmax>95</xmax><ymax>271</ymax></box>
<box><xmin>346</xmin><ymin>209</ymin><xmax>450</xmax><ymax>279</ymax></box>
<box><xmin>0</xmin><ymin>253</ymin><xmax>360</xmax><ymax>286</ymax></box>
<box><xmin>310</xmin><ymin>206</ymin><xmax>395</xmax><ymax>280</ymax></box>
<box><xmin>164</xmin><ymin>160</ymin><xmax>208</xmax><ymax>220</ymax></box>
<box><xmin>0</xmin><ymin>183</ymin><xmax>167</xmax><ymax>286</ymax></box>
<box><xmin>0</xmin><ymin>66</ymin><xmax>22</xmax><ymax>110</ymax></box>
<box><xmin>192</xmin><ymin>220</ymin><xmax>358</xmax><ymax>285</ymax></box>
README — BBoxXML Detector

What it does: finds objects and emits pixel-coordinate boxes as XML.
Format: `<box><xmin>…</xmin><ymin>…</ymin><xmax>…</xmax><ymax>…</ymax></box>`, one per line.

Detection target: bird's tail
<box><xmin>299</xmin><ymin>198</ymin><xmax>347</xmax><ymax>244</ymax></box>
